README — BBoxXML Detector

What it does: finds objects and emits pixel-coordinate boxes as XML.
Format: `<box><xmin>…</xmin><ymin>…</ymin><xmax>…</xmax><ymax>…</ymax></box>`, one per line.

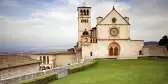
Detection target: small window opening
<box><xmin>90</xmin><ymin>52</ymin><xmax>93</xmax><ymax>56</ymax></box>
<box><xmin>139</xmin><ymin>50</ymin><xmax>143</xmax><ymax>55</ymax></box>
<box><xmin>87</xmin><ymin>10</ymin><xmax>89</xmax><ymax>15</ymax></box>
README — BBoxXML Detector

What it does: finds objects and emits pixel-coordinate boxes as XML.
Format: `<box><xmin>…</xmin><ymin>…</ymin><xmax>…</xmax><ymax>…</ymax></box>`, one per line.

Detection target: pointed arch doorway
<box><xmin>108</xmin><ymin>42</ymin><xmax>120</xmax><ymax>56</ymax></box>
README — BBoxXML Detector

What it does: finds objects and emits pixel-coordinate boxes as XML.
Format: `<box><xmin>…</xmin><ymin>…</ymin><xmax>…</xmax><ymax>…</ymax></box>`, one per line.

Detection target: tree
<box><xmin>158</xmin><ymin>35</ymin><xmax>168</xmax><ymax>50</ymax></box>
<box><xmin>158</xmin><ymin>38</ymin><xmax>164</xmax><ymax>45</ymax></box>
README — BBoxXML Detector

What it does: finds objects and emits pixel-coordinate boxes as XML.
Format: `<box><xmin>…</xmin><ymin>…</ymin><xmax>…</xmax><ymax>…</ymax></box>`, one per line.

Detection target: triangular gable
<box><xmin>99</xmin><ymin>7</ymin><xmax>129</xmax><ymax>25</ymax></box>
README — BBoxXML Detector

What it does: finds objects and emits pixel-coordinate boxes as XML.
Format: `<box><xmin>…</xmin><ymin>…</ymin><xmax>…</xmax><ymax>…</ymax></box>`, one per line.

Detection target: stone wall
<box><xmin>55</xmin><ymin>54</ymin><xmax>77</xmax><ymax>67</ymax></box>
<box><xmin>0</xmin><ymin>59</ymin><xmax>93</xmax><ymax>84</ymax></box>
<box><xmin>82</xmin><ymin>40</ymin><xmax>144</xmax><ymax>59</ymax></box>
<box><xmin>0</xmin><ymin>63</ymin><xmax>40</xmax><ymax>80</ymax></box>
<box><xmin>142</xmin><ymin>45</ymin><xmax>168</xmax><ymax>56</ymax></box>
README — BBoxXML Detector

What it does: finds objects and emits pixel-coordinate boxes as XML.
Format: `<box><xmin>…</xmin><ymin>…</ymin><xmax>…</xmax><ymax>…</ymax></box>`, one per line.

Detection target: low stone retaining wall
<box><xmin>0</xmin><ymin>59</ymin><xmax>94</xmax><ymax>84</ymax></box>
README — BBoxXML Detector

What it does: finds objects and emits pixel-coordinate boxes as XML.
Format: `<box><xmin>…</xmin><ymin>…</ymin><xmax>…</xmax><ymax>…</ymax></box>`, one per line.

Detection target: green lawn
<box><xmin>49</xmin><ymin>59</ymin><xmax>168</xmax><ymax>84</ymax></box>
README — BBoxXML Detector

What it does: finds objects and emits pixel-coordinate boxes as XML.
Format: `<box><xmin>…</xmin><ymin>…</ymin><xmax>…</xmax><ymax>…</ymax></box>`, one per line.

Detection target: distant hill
<box><xmin>144</xmin><ymin>41</ymin><xmax>158</xmax><ymax>45</ymax></box>
<box><xmin>0</xmin><ymin>49</ymin><xmax>66</xmax><ymax>55</ymax></box>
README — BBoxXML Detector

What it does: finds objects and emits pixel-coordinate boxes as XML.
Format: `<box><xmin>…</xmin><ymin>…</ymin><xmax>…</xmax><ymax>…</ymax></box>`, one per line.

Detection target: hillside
<box><xmin>144</xmin><ymin>41</ymin><xmax>158</xmax><ymax>45</ymax></box>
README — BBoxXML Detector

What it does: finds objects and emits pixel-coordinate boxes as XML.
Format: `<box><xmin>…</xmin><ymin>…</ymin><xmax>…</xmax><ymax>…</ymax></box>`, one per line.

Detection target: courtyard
<box><xmin>49</xmin><ymin>59</ymin><xmax>168</xmax><ymax>84</ymax></box>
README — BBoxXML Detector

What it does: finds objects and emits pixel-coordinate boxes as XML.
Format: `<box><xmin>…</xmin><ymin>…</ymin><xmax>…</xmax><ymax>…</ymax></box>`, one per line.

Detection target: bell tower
<box><xmin>77</xmin><ymin>6</ymin><xmax>91</xmax><ymax>48</ymax></box>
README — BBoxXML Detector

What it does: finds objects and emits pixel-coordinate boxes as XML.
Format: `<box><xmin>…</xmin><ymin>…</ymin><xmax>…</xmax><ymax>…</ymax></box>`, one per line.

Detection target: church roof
<box><xmin>92</xmin><ymin>27</ymin><xmax>96</xmax><ymax>29</ymax></box>
<box><xmin>90</xmin><ymin>27</ymin><xmax>96</xmax><ymax>31</ymax></box>
<box><xmin>78</xmin><ymin>7</ymin><xmax>91</xmax><ymax>8</ymax></box>
<box><xmin>77</xmin><ymin>7</ymin><xmax>91</xmax><ymax>11</ymax></box>
<box><xmin>98</xmin><ymin>6</ymin><xmax>130</xmax><ymax>25</ymax></box>
<box><xmin>96</xmin><ymin>16</ymin><xmax>103</xmax><ymax>19</ymax></box>
<box><xmin>31</xmin><ymin>52</ymin><xmax>75</xmax><ymax>55</ymax></box>
<box><xmin>0</xmin><ymin>55</ymin><xmax>41</xmax><ymax>70</ymax></box>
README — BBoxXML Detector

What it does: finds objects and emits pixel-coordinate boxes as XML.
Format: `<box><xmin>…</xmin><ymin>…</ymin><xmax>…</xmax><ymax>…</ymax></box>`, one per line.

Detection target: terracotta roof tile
<box><xmin>31</xmin><ymin>52</ymin><xmax>75</xmax><ymax>55</ymax></box>
<box><xmin>0</xmin><ymin>55</ymin><xmax>41</xmax><ymax>70</ymax></box>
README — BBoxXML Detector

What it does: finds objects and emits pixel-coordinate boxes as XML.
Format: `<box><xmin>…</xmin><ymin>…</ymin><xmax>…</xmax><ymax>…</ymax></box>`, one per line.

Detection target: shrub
<box><xmin>16</xmin><ymin>74</ymin><xmax>58</xmax><ymax>84</ymax></box>
<box><xmin>138</xmin><ymin>56</ymin><xmax>168</xmax><ymax>59</ymax></box>
<box><xmin>68</xmin><ymin>60</ymin><xmax>97</xmax><ymax>74</ymax></box>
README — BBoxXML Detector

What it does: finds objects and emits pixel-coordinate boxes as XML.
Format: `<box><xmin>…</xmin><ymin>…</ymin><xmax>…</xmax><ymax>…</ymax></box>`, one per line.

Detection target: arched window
<box><xmin>81</xmin><ymin>19</ymin><xmax>84</xmax><ymax>23</ymax></box>
<box><xmin>87</xmin><ymin>10</ymin><xmax>89</xmax><ymax>15</ymax></box>
<box><xmin>40</xmin><ymin>56</ymin><xmax>42</xmax><ymax>61</ymax></box>
<box><xmin>83</xmin><ymin>10</ymin><xmax>86</xmax><ymax>15</ymax></box>
<box><xmin>43</xmin><ymin>56</ymin><xmax>46</xmax><ymax>64</ymax></box>
<box><xmin>47</xmin><ymin>56</ymin><xmax>49</xmax><ymax>64</ymax></box>
<box><xmin>42</xmin><ymin>66</ymin><xmax>45</xmax><ymax>70</ymax></box>
<box><xmin>139</xmin><ymin>50</ymin><xmax>143</xmax><ymax>55</ymax></box>
<box><xmin>46</xmin><ymin>66</ymin><xmax>50</xmax><ymax>69</ymax></box>
<box><xmin>81</xmin><ymin>19</ymin><xmax>88</xmax><ymax>23</ymax></box>
<box><xmin>80</xmin><ymin>10</ymin><xmax>83</xmax><ymax>15</ymax></box>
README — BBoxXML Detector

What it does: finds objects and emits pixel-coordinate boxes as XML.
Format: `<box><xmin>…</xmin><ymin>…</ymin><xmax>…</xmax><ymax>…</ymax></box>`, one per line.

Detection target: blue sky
<box><xmin>0</xmin><ymin>0</ymin><xmax>168</xmax><ymax>52</ymax></box>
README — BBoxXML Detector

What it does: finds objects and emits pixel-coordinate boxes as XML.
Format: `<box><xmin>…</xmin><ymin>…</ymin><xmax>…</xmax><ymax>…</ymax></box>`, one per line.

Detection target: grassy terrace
<box><xmin>49</xmin><ymin>59</ymin><xmax>168</xmax><ymax>84</ymax></box>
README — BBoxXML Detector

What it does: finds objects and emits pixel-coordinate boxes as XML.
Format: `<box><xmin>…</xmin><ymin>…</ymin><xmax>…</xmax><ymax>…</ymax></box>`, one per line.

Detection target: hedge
<box><xmin>16</xmin><ymin>60</ymin><xmax>97</xmax><ymax>84</ymax></box>
<box><xmin>95</xmin><ymin>58</ymin><xmax>117</xmax><ymax>60</ymax></box>
<box><xmin>16</xmin><ymin>74</ymin><xmax>58</xmax><ymax>84</ymax></box>
<box><xmin>138</xmin><ymin>56</ymin><xmax>168</xmax><ymax>59</ymax></box>
<box><xmin>68</xmin><ymin>60</ymin><xmax>97</xmax><ymax>74</ymax></box>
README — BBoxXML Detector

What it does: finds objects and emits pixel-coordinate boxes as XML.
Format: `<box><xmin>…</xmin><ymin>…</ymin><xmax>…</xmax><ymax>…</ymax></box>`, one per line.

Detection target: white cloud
<box><xmin>0</xmin><ymin>0</ymin><xmax>168</xmax><ymax>52</ymax></box>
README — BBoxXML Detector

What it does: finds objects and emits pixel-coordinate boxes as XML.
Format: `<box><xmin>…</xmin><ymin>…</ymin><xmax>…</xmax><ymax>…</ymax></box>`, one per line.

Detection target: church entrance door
<box><xmin>108</xmin><ymin>42</ymin><xmax>120</xmax><ymax>56</ymax></box>
<box><xmin>114</xmin><ymin>47</ymin><xmax>118</xmax><ymax>56</ymax></box>
<box><xmin>109</xmin><ymin>47</ymin><xmax>113</xmax><ymax>56</ymax></box>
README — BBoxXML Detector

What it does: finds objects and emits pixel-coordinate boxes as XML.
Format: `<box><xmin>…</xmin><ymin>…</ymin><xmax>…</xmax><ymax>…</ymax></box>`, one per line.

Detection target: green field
<box><xmin>49</xmin><ymin>59</ymin><xmax>168</xmax><ymax>84</ymax></box>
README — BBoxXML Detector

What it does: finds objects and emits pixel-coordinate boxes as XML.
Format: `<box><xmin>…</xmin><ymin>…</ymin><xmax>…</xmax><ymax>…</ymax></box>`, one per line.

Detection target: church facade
<box><xmin>77</xmin><ymin>6</ymin><xmax>144</xmax><ymax>59</ymax></box>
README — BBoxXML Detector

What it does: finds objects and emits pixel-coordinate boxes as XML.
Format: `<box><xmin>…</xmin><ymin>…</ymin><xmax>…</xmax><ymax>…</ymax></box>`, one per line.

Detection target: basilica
<box><xmin>1</xmin><ymin>6</ymin><xmax>168</xmax><ymax>83</ymax></box>
<box><xmin>76</xmin><ymin>6</ymin><xmax>144</xmax><ymax>59</ymax></box>
<box><xmin>29</xmin><ymin>6</ymin><xmax>168</xmax><ymax>71</ymax></box>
